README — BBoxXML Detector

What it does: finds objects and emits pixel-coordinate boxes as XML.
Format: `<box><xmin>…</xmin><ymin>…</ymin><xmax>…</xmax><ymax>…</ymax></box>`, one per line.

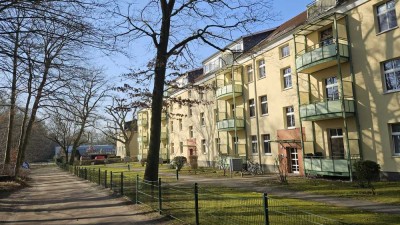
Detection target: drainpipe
<box><xmin>252</xmin><ymin>55</ymin><xmax>263</xmax><ymax>171</ymax></box>
<box><xmin>294</xmin><ymin>34</ymin><xmax>306</xmax><ymax>176</ymax></box>
<box><xmin>334</xmin><ymin>14</ymin><xmax>352</xmax><ymax>182</ymax></box>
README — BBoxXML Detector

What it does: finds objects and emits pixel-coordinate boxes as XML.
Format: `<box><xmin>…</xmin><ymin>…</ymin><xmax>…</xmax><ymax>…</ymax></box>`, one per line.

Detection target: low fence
<box><xmin>57</xmin><ymin>163</ymin><xmax>346</xmax><ymax>225</ymax></box>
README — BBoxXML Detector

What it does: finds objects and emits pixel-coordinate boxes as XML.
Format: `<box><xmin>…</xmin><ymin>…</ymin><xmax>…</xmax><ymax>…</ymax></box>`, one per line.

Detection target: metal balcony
<box><xmin>296</xmin><ymin>42</ymin><xmax>349</xmax><ymax>74</ymax></box>
<box><xmin>304</xmin><ymin>157</ymin><xmax>350</xmax><ymax>176</ymax></box>
<box><xmin>300</xmin><ymin>99</ymin><xmax>355</xmax><ymax>121</ymax></box>
<box><xmin>216</xmin><ymin>82</ymin><xmax>242</xmax><ymax>100</ymax></box>
<box><xmin>217</xmin><ymin>119</ymin><xmax>245</xmax><ymax>131</ymax></box>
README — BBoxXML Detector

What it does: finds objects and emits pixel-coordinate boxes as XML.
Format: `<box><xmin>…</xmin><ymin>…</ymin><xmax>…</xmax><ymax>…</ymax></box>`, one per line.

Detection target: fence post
<box><xmin>110</xmin><ymin>172</ymin><xmax>113</xmax><ymax>190</ymax></box>
<box><xmin>120</xmin><ymin>172</ymin><xmax>124</xmax><ymax>195</ymax></box>
<box><xmin>104</xmin><ymin>170</ymin><xmax>107</xmax><ymax>188</ymax></box>
<box><xmin>158</xmin><ymin>178</ymin><xmax>162</xmax><ymax>214</ymax></box>
<box><xmin>98</xmin><ymin>168</ymin><xmax>101</xmax><ymax>185</ymax></box>
<box><xmin>194</xmin><ymin>183</ymin><xmax>199</xmax><ymax>225</ymax></box>
<box><xmin>136</xmin><ymin>175</ymin><xmax>139</xmax><ymax>204</ymax></box>
<box><xmin>85</xmin><ymin>168</ymin><xmax>87</xmax><ymax>180</ymax></box>
<box><xmin>263</xmin><ymin>193</ymin><xmax>270</xmax><ymax>225</ymax></box>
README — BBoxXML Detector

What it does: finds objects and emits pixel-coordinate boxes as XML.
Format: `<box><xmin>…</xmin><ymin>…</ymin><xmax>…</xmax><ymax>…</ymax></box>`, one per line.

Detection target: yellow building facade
<box><xmin>135</xmin><ymin>0</ymin><xmax>400</xmax><ymax>180</ymax></box>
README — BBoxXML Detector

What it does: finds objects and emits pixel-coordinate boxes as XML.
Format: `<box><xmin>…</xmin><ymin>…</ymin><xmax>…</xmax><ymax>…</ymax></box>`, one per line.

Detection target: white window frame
<box><xmin>200</xmin><ymin>112</ymin><xmax>205</xmax><ymax>126</ymax></box>
<box><xmin>249</xmin><ymin>99</ymin><xmax>255</xmax><ymax>117</ymax></box>
<box><xmin>258</xmin><ymin>59</ymin><xmax>266</xmax><ymax>79</ymax></box>
<box><xmin>391</xmin><ymin>123</ymin><xmax>400</xmax><ymax>155</ymax></box>
<box><xmin>180</xmin><ymin>142</ymin><xmax>183</xmax><ymax>154</ymax></box>
<box><xmin>262</xmin><ymin>134</ymin><xmax>271</xmax><ymax>154</ymax></box>
<box><xmin>325</xmin><ymin>77</ymin><xmax>339</xmax><ymax>100</ymax></box>
<box><xmin>201</xmin><ymin>139</ymin><xmax>207</xmax><ymax>154</ymax></box>
<box><xmin>189</xmin><ymin>126</ymin><xmax>193</xmax><ymax>138</ymax></box>
<box><xmin>247</xmin><ymin>65</ymin><xmax>253</xmax><ymax>83</ymax></box>
<box><xmin>260</xmin><ymin>95</ymin><xmax>268</xmax><ymax>115</ymax></box>
<box><xmin>281</xmin><ymin>45</ymin><xmax>290</xmax><ymax>58</ymax></box>
<box><xmin>383</xmin><ymin>58</ymin><xmax>400</xmax><ymax>93</ymax></box>
<box><xmin>286</xmin><ymin>106</ymin><xmax>295</xmax><ymax>129</ymax></box>
<box><xmin>283</xmin><ymin>67</ymin><xmax>292</xmax><ymax>89</ymax></box>
<box><xmin>251</xmin><ymin>136</ymin><xmax>258</xmax><ymax>154</ymax></box>
<box><xmin>377</xmin><ymin>0</ymin><xmax>398</xmax><ymax>33</ymax></box>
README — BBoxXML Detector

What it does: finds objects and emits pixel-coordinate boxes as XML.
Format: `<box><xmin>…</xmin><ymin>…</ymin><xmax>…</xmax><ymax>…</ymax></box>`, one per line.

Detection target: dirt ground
<box><xmin>0</xmin><ymin>166</ymin><xmax>173</xmax><ymax>225</ymax></box>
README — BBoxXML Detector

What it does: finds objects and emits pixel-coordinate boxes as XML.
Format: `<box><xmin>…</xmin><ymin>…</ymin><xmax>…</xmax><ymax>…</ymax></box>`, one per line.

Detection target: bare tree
<box><xmin>101</xmin><ymin>96</ymin><xmax>138</xmax><ymax>158</ymax></box>
<box><xmin>114</xmin><ymin>0</ymin><xmax>274</xmax><ymax>181</ymax></box>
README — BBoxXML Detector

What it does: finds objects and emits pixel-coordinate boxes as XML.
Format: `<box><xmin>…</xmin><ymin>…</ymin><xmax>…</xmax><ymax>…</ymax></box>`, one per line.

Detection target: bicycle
<box><xmin>242</xmin><ymin>160</ymin><xmax>262</xmax><ymax>176</ymax></box>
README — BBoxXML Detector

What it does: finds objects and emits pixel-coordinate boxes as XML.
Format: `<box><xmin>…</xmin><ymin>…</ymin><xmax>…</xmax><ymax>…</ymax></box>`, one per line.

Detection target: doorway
<box><xmin>287</xmin><ymin>147</ymin><xmax>299</xmax><ymax>173</ymax></box>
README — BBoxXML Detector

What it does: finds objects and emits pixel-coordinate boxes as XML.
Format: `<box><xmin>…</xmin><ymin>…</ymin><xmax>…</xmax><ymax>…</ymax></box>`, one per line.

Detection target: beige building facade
<box><xmin>135</xmin><ymin>0</ymin><xmax>400</xmax><ymax>180</ymax></box>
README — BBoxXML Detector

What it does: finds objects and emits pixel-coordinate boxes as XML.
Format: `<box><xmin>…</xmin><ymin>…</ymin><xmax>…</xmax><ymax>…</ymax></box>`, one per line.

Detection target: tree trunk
<box><xmin>144</xmin><ymin>0</ymin><xmax>173</xmax><ymax>182</ymax></box>
<box><xmin>124</xmin><ymin>142</ymin><xmax>131</xmax><ymax>157</ymax></box>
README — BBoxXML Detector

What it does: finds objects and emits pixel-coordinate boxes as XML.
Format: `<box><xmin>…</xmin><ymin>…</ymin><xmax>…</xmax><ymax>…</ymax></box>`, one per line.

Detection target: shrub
<box><xmin>140</xmin><ymin>158</ymin><xmax>147</xmax><ymax>167</ymax></box>
<box><xmin>171</xmin><ymin>156</ymin><xmax>187</xmax><ymax>171</ymax></box>
<box><xmin>353</xmin><ymin>160</ymin><xmax>380</xmax><ymax>194</ymax></box>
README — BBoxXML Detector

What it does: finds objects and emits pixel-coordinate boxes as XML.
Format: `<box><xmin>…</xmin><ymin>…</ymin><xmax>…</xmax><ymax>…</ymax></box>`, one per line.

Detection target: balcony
<box><xmin>216</xmin><ymin>82</ymin><xmax>243</xmax><ymax>100</ymax></box>
<box><xmin>137</xmin><ymin>136</ymin><xmax>148</xmax><ymax>143</ymax></box>
<box><xmin>137</xmin><ymin>119</ymin><xmax>148</xmax><ymax>126</ymax></box>
<box><xmin>216</xmin><ymin>108</ymin><xmax>245</xmax><ymax>132</ymax></box>
<box><xmin>307</xmin><ymin>0</ymin><xmax>339</xmax><ymax>19</ymax></box>
<box><xmin>300</xmin><ymin>99</ymin><xmax>355</xmax><ymax>121</ymax></box>
<box><xmin>304</xmin><ymin>157</ymin><xmax>350</xmax><ymax>177</ymax></box>
<box><xmin>295</xmin><ymin>41</ymin><xmax>349</xmax><ymax>74</ymax></box>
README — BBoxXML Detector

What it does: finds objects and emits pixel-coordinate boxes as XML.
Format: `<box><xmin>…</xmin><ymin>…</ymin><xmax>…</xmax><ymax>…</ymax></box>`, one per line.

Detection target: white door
<box><xmin>288</xmin><ymin>148</ymin><xmax>299</xmax><ymax>173</ymax></box>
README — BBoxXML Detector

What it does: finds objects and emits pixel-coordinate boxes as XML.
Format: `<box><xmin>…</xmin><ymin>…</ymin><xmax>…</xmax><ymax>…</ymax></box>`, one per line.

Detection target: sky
<box><xmin>94</xmin><ymin>0</ymin><xmax>312</xmax><ymax>82</ymax></box>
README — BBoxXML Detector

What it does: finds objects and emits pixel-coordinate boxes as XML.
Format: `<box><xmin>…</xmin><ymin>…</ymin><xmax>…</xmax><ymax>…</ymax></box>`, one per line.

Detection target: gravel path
<box><xmin>0</xmin><ymin>166</ymin><xmax>171</xmax><ymax>225</ymax></box>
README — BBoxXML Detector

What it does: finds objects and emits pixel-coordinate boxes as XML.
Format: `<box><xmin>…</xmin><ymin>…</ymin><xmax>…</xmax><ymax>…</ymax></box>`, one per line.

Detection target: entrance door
<box><xmin>287</xmin><ymin>148</ymin><xmax>299</xmax><ymax>173</ymax></box>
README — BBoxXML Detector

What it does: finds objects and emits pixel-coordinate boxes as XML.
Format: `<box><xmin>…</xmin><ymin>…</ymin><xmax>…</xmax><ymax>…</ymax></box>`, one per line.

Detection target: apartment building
<box><xmin>115</xmin><ymin>120</ymin><xmax>139</xmax><ymax>159</ymax></box>
<box><xmin>134</xmin><ymin>0</ymin><xmax>400</xmax><ymax>180</ymax></box>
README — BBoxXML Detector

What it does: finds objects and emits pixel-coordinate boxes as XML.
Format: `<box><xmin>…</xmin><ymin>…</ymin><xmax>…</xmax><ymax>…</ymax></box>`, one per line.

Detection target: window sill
<box><xmin>283</xmin><ymin>87</ymin><xmax>293</xmax><ymax>91</ymax></box>
<box><xmin>384</xmin><ymin>89</ymin><xmax>400</xmax><ymax>95</ymax></box>
<box><xmin>250</xmin><ymin>116</ymin><xmax>256</xmax><ymax>119</ymax></box>
<box><xmin>258</xmin><ymin>76</ymin><xmax>266</xmax><ymax>80</ymax></box>
<box><xmin>392</xmin><ymin>155</ymin><xmax>400</xmax><ymax>158</ymax></box>
<box><xmin>261</xmin><ymin>113</ymin><xmax>269</xmax><ymax>117</ymax></box>
<box><xmin>287</xmin><ymin>126</ymin><xmax>296</xmax><ymax>130</ymax></box>
<box><xmin>247</xmin><ymin>81</ymin><xmax>254</xmax><ymax>84</ymax></box>
<box><xmin>376</xmin><ymin>26</ymin><xmax>398</xmax><ymax>36</ymax></box>
<box><xmin>264</xmin><ymin>153</ymin><xmax>272</xmax><ymax>156</ymax></box>
<box><xmin>280</xmin><ymin>55</ymin><xmax>290</xmax><ymax>60</ymax></box>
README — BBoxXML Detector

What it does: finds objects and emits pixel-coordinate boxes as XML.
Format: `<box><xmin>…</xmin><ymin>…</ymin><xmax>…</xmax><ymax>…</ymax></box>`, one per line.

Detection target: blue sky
<box><xmin>95</xmin><ymin>0</ymin><xmax>311</xmax><ymax>83</ymax></box>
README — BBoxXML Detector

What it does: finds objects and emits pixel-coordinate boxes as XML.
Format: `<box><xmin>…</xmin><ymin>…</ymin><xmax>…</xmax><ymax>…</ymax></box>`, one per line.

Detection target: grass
<box><xmin>255</xmin><ymin>176</ymin><xmax>400</xmax><ymax>206</ymax></box>
<box><xmin>73</xmin><ymin>163</ymin><xmax>400</xmax><ymax>225</ymax></box>
<box><xmin>0</xmin><ymin>179</ymin><xmax>28</xmax><ymax>199</ymax></box>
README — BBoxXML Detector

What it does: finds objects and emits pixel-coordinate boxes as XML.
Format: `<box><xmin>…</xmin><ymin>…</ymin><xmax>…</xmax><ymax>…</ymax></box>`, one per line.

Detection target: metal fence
<box><xmin>57</xmin><ymin>163</ymin><xmax>347</xmax><ymax>225</ymax></box>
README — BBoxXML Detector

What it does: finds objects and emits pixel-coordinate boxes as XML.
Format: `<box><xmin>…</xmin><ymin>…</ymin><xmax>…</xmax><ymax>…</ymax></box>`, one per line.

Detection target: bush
<box><xmin>140</xmin><ymin>158</ymin><xmax>147</xmax><ymax>167</ymax></box>
<box><xmin>171</xmin><ymin>156</ymin><xmax>187</xmax><ymax>171</ymax></box>
<box><xmin>353</xmin><ymin>160</ymin><xmax>380</xmax><ymax>193</ymax></box>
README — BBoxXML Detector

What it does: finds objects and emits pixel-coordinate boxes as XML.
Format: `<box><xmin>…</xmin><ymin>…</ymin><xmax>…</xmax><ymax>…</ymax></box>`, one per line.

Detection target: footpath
<box><xmin>0</xmin><ymin>166</ymin><xmax>170</xmax><ymax>225</ymax></box>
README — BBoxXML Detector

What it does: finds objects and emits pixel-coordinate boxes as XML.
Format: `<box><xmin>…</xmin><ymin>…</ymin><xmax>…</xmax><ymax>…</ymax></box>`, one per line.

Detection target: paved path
<box><xmin>0</xmin><ymin>166</ymin><xmax>171</xmax><ymax>225</ymax></box>
<box><xmin>170</xmin><ymin>173</ymin><xmax>400</xmax><ymax>215</ymax></box>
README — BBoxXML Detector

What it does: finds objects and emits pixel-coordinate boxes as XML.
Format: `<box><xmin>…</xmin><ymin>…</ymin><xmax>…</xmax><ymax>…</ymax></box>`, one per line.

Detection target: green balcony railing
<box><xmin>216</xmin><ymin>83</ymin><xmax>242</xmax><ymax>100</ymax></box>
<box><xmin>304</xmin><ymin>157</ymin><xmax>349</xmax><ymax>176</ymax></box>
<box><xmin>295</xmin><ymin>42</ymin><xmax>349</xmax><ymax>73</ymax></box>
<box><xmin>300</xmin><ymin>99</ymin><xmax>355</xmax><ymax>121</ymax></box>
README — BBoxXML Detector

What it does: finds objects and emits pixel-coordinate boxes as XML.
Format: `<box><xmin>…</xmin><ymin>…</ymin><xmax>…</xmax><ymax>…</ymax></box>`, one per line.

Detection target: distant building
<box><xmin>115</xmin><ymin>120</ymin><xmax>139</xmax><ymax>159</ymax></box>
<box><xmin>54</xmin><ymin>145</ymin><xmax>116</xmax><ymax>159</ymax></box>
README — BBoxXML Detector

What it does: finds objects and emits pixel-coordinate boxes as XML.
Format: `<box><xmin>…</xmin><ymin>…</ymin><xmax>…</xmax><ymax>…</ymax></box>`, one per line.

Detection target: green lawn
<box><xmin>75</xmin><ymin>163</ymin><xmax>400</xmax><ymax>225</ymax></box>
<box><xmin>255</xmin><ymin>176</ymin><xmax>400</xmax><ymax>206</ymax></box>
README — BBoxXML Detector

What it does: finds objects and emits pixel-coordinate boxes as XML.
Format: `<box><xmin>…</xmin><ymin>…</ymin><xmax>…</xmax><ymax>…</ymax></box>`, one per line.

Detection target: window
<box><xmin>281</xmin><ymin>45</ymin><xmax>290</xmax><ymax>58</ymax></box>
<box><xmin>214</xmin><ymin>109</ymin><xmax>218</xmax><ymax>122</ymax></box>
<box><xmin>188</xmin><ymin>106</ymin><xmax>193</xmax><ymax>117</ymax></box>
<box><xmin>286</xmin><ymin>106</ymin><xmax>295</xmax><ymax>128</ymax></box>
<box><xmin>251</xmin><ymin>136</ymin><xmax>258</xmax><ymax>153</ymax></box>
<box><xmin>179</xmin><ymin>119</ymin><xmax>182</xmax><ymax>131</ymax></box>
<box><xmin>201</xmin><ymin>139</ymin><xmax>206</xmax><ymax>153</ymax></box>
<box><xmin>260</xmin><ymin>95</ymin><xmax>268</xmax><ymax>115</ymax></box>
<box><xmin>178</xmin><ymin>97</ymin><xmax>182</xmax><ymax>108</ymax></box>
<box><xmin>215</xmin><ymin>138</ymin><xmax>220</xmax><ymax>152</ymax></box>
<box><xmin>283</xmin><ymin>67</ymin><xmax>292</xmax><ymax>89</ymax></box>
<box><xmin>189</xmin><ymin>126</ymin><xmax>193</xmax><ymax>138</ymax></box>
<box><xmin>247</xmin><ymin>65</ymin><xmax>253</xmax><ymax>83</ymax></box>
<box><xmin>171</xmin><ymin>143</ymin><xmax>175</xmax><ymax>154</ymax></box>
<box><xmin>170</xmin><ymin>121</ymin><xmax>174</xmax><ymax>132</ymax></box>
<box><xmin>258</xmin><ymin>59</ymin><xmax>266</xmax><ymax>79</ymax></box>
<box><xmin>232</xmin><ymin>137</ymin><xmax>239</xmax><ymax>154</ymax></box>
<box><xmin>200</xmin><ymin>112</ymin><xmax>205</xmax><ymax>126</ymax></box>
<box><xmin>249</xmin><ymin>99</ymin><xmax>255</xmax><ymax>117</ymax></box>
<box><xmin>188</xmin><ymin>90</ymin><xmax>192</xmax><ymax>98</ymax></box>
<box><xmin>262</xmin><ymin>134</ymin><xmax>271</xmax><ymax>154</ymax></box>
<box><xmin>391</xmin><ymin>123</ymin><xmax>400</xmax><ymax>155</ymax></box>
<box><xmin>329</xmin><ymin>128</ymin><xmax>344</xmax><ymax>159</ymax></box>
<box><xmin>377</xmin><ymin>0</ymin><xmax>397</xmax><ymax>33</ymax></box>
<box><xmin>383</xmin><ymin>58</ymin><xmax>400</xmax><ymax>92</ymax></box>
<box><xmin>180</xmin><ymin>142</ymin><xmax>183</xmax><ymax>154</ymax></box>
<box><xmin>320</xmin><ymin>28</ymin><xmax>333</xmax><ymax>46</ymax></box>
<box><xmin>199</xmin><ymin>92</ymin><xmax>204</xmax><ymax>100</ymax></box>
<box><xmin>325</xmin><ymin>77</ymin><xmax>339</xmax><ymax>100</ymax></box>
